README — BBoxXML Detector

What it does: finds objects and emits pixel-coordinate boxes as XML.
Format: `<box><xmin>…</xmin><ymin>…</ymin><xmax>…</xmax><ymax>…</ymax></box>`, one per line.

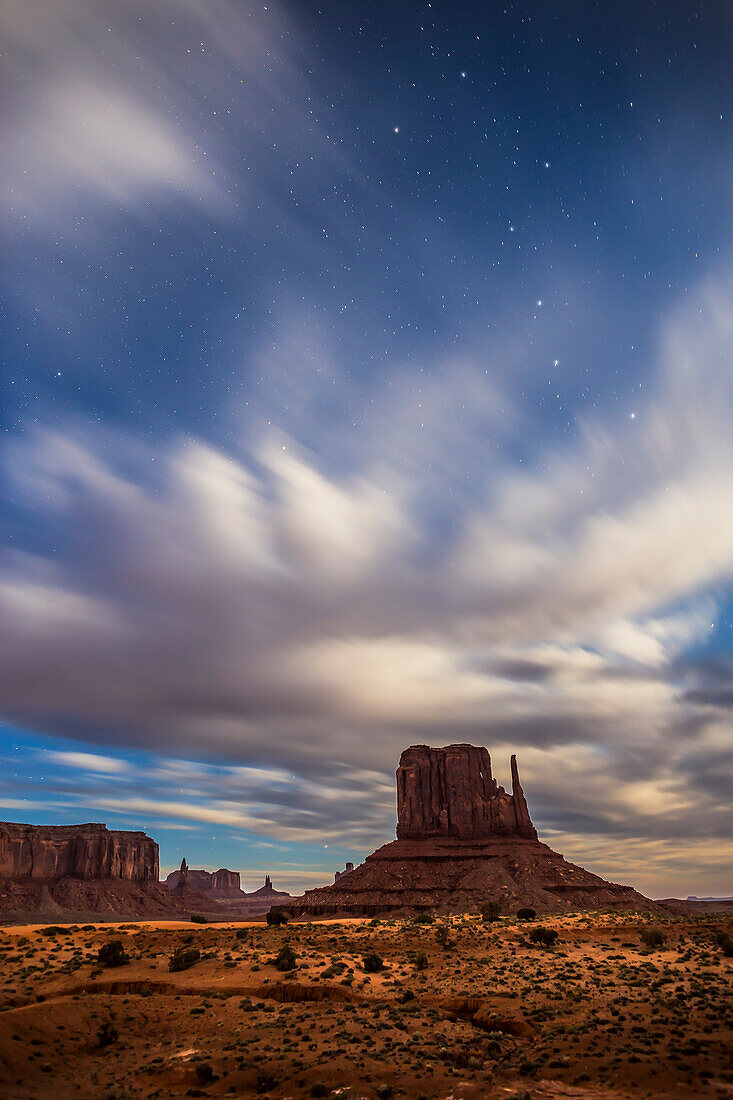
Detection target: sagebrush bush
<box><xmin>362</xmin><ymin>950</ymin><xmax>384</xmax><ymax>972</ymax></box>
<box><xmin>97</xmin><ymin>940</ymin><xmax>130</xmax><ymax>968</ymax></box>
<box><xmin>715</xmin><ymin>931</ymin><xmax>733</xmax><ymax>957</ymax></box>
<box><xmin>516</xmin><ymin>907</ymin><xmax>536</xmax><ymax>921</ymax></box>
<box><xmin>435</xmin><ymin>925</ymin><xmax>455</xmax><ymax>949</ymax></box>
<box><xmin>97</xmin><ymin>1021</ymin><xmax>119</xmax><ymax>1047</ymax></box>
<box><xmin>481</xmin><ymin>901</ymin><xmax>501</xmax><ymax>922</ymax></box>
<box><xmin>169</xmin><ymin>946</ymin><xmax>200</xmax><ymax>972</ymax></box>
<box><xmin>528</xmin><ymin>926</ymin><xmax>558</xmax><ymax>947</ymax></box>
<box><xmin>274</xmin><ymin>944</ymin><xmax>297</xmax><ymax>971</ymax></box>
<box><xmin>640</xmin><ymin>928</ymin><xmax>665</xmax><ymax>949</ymax></box>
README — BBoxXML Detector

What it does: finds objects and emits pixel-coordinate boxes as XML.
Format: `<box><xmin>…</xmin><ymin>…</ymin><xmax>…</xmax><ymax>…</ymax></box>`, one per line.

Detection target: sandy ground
<box><xmin>0</xmin><ymin>910</ymin><xmax>731</xmax><ymax>1099</ymax></box>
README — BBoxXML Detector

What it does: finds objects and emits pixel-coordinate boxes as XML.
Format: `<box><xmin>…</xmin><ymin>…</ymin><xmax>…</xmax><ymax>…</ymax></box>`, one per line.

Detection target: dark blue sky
<box><xmin>1</xmin><ymin>1</ymin><xmax>732</xmax><ymax>896</ymax></box>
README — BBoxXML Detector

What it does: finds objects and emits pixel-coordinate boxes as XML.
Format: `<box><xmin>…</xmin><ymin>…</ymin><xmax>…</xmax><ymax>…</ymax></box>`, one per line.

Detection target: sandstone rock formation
<box><xmin>0</xmin><ymin>822</ymin><xmax>185</xmax><ymax>920</ymax></box>
<box><xmin>334</xmin><ymin>862</ymin><xmax>354</xmax><ymax>882</ymax></box>
<box><xmin>0</xmin><ymin>822</ymin><xmax>158</xmax><ymax>882</ymax></box>
<box><xmin>396</xmin><ymin>744</ymin><xmax>537</xmax><ymax>840</ymax></box>
<box><xmin>286</xmin><ymin>744</ymin><xmax>652</xmax><ymax>918</ymax></box>
<box><xmin>165</xmin><ymin>865</ymin><xmax>242</xmax><ymax>897</ymax></box>
<box><xmin>164</xmin><ymin>865</ymin><xmax>292</xmax><ymax>916</ymax></box>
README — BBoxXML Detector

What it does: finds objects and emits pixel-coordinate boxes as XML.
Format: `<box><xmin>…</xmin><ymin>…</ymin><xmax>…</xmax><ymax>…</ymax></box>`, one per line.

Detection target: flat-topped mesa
<box><xmin>211</xmin><ymin>868</ymin><xmax>241</xmax><ymax>894</ymax></box>
<box><xmin>0</xmin><ymin>822</ymin><xmax>159</xmax><ymax>882</ymax></box>
<box><xmin>396</xmin><ymin>744</ymin><xmax>537</xmax><ymax>840</ymax></box>
<box><xmin>165</xmin><ymin>866</ymin><xmax>242</xmax><ymax>896</ymax></box>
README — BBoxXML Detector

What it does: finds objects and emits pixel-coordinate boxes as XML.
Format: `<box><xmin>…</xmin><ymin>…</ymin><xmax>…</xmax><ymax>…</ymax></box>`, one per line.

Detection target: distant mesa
<box><xmin>286</xmin><ymin>744</ymin><xmax>654</xmax><ymax>918</ymax></box>
<box><xmin>0</xmin><ymin>822</ymin><xmax>188</xmax><ymax>920</ymax></box>
<box><xmin>0</xmin><ymin>823</ymin><xmax>292</xmax><ymax>922</ymax></box>
<box><xmin>165</xmin><ymin>860</ymin><xmax>243</xmax><ymax>898</ymax></box>
<box><xmin>164</xmin><ymin>858</ymin><xmax>291</xmax><ymax>916</ymax></box>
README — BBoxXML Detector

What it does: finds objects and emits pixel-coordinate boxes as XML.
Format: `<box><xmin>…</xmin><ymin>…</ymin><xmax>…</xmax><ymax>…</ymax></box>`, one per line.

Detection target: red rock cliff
<box><xmin>0</xmin><ymin>822</ymin><xmax>159</xmax><ymax>882</ymax></box>
<box><xmin>396</xmin><ymin>744</ymin><xmax>537</xmax><ymax>840</ymax></box>
<box><xmin>210</xmin><ymin>868</ymin><xmax>241</xmax><ymax>894</ymax></box>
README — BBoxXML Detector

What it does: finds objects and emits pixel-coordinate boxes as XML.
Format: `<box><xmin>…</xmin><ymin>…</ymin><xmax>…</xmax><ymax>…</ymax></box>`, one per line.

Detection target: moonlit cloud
<box><xmin>2</xmin><ymin>279</ymin><xmax>733</xmax><ymax>893</ymax></box>
<box><xmin>47</xmin><ymin>751</ymin><xmax>129</xmax><ymax>775</ymax></box>
<box><xmin>2</xmin><ymin>0</ymin><xmax>732</xmax><ymax>897</ymax></box>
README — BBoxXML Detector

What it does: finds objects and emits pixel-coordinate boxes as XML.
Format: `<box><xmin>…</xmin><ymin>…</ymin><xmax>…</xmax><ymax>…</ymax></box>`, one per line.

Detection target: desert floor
<box><xmin>0</xmin><ymin>910</ymin><xmax>730</xmax><ymax>1099</ymax></box>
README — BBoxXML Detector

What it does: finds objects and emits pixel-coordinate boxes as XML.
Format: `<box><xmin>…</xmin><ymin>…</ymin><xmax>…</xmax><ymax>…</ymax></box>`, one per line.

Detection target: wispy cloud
<box><xmin>1</xmin><ymin>277</ymin><xmax>733</xmax><ymax>896</ymax></box>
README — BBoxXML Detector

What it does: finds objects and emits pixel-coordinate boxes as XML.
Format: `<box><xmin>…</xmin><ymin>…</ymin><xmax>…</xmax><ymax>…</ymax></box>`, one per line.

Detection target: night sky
<box><xmin>1</xmin><ymin>1</ymin><xmax>732</xmax><ymax>897</ymax></box>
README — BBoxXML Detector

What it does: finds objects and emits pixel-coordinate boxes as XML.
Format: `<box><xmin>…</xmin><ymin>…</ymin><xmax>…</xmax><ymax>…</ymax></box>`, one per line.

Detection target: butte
<box><xmin>286</xmin><ymin>744</ymin><xmax>651</xmax><ymax>917</ymax></box>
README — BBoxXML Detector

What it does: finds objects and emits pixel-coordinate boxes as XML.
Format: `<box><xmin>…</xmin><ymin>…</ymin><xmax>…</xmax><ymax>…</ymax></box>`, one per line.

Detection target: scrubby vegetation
<box><xmin>266</xmin><ymin>907</ymin><xmax>289</xmax><ymax>927</ymax></box>
<box><xmin>640</xmin><ymin>927</ymin><xmax>666</xmax><ymax>949</ymax></box>
<box><xmin>528</xmin><ymin>926</ymin><xmax>559</xmax><ymax>947</ymax></box>
<box><xmin>362</xmin><ymin>950</ymin><xmax>384</xmax><ymax>972</ymax></box>
<box><xmin>516</xmin><ymin>907</ymin><xmax>536</xmax><ymax>921</ymax></box>
<box><xmin>168</xmin><ymin>946</ymin><xmax>201</xmax><ymax>972</ymax></box>
<box><xmin>97</xmin><ymin>1021</ymin><xmax>119</xmax><ymax>1047</ymax></box>
<box><xmin>97</xmin><ymin>939</ymin><xmax>130</xmax><ymax>968</ymax></box>
<box><xmin>273</xmin><ymin>944</ymin><xmax>297</xmax><ymax>971</ymax></box>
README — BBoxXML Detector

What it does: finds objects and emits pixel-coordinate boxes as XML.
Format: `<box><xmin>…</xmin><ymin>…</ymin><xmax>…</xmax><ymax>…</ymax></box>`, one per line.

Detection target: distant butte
<box><xmin>0</xmin><ymin>824</ymin><xmax>292</xmax><ymax>921</ymax></box>
<box><xmin>164</xmin><ymin>861</ymin><xmax>292</xmax><ymax>916</ymax></box>
<box><xmin>286</xmin><ymin>744</ymin><xmax>653</xmax><ymax>917</ymax></box>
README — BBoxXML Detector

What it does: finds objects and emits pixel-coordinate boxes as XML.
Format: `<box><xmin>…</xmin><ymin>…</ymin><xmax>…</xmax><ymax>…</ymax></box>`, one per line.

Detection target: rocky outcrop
<box><xmin>396</xmin><ymin>745</ymin><xmax>537</xmax><ymax>840</ymax></box>
<box><xmin>211</xmin><ymin>868</ymin><xmax>241</xmax><ymax>894</ymax></box>
<box><xmin>163</xmin><ymin>865</ymin><xmax>292</xmax><ymax>916</ymax></box>
<box><xmin>0</xmin><ymin>822</ymin><xmax>158</xmax><ymax>882</ymax></box>
<box><xmin>285</xmin><ymin>744</ymin><xmax>653</xmax><ymax>918</ymax></box>
<box><xmin>165</xmin><ymin>865</ymin><xmax>242</xmax><ymax>896</ymax></box>
<box><xmin>334</xmin><ymin>862</ymin><xmax>354</xmax><ymax>883</ymax></box>
<box><xmin>0</xmin><ymin>821</ymin><xmax>191</xmax><ymax>920</ymax></box>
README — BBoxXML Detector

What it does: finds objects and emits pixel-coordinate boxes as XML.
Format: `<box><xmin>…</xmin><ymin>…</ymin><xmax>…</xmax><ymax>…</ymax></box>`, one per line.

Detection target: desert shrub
<box><xmin>528</xmin><ymin>927</ymin><xmax>558</xmax><ymax>947</ymax></box>
<box><xmin>190</xmin><ymin>913</ymin><xmax>207</xmax><ymax>924</ymax></box>
<box><xmin>397</xmin><ymin>988</ymin><xmax>415</xmax><ymax>1003</ymax></box>
<box><xmin>310</xmin><ymin>1084</ymin><xmax>329</xmax><ymax>1097</ymax></box>
<box><xmin>256</xmin><ymin>1070</ymin><xmax>277</xmax><ymax>1093</ymax></box>
<box><xmin>435</xmin><ymin>925</ymin><xmax>455</xmax><ymax>949</ymax></box>
<box><xmin>414</xmin><ymin>950</ymin><xmax>428</xmax><ymax>970</ymax></box>
<box><xmin>362</xmin><ymin>950</ymin><xmax>384</xmax><ymax>972</ymax></box>
<box><xmin>715</xmin><ymin>931</ymin><xmax>733</xmax><ymax>957</ymax></box>
<box><xmin>195</xmin><ymin>1064</ymin><xmax>214</xmax><ymax>1085</ymax></box>
<box><xmin>97</xmin><ymin>1021</ymin><xmax>119</xmax><ymax>1047</ymax></box>
<box><xmin>516</xmin><ymin>907</ymin><xmax>536</xmax><ymax>921</ymax></box>
<box><xmin>640</xmin><ymin>928</ymin><xmax>666</xmax><ymax>949</ymax></box>
<box><xmin>266</xmin><ymin>907</ymin><xmax>289</xmax><ymax>927</ymax></box>
<box><xmin>413</xmin><ymin>911</ymin><xmax>435</xmax><ymax>925</ymax></box>
<box><xmin>274</xmin><ymin>944</ymin><xmax>297</xmax><ymax>971</ymax></box>
<box><xmin>376</xmin><ymin>1086</ymin><xmax>393</xmax><ymax>1100</ymax></box>
<box><xmin>481</xmin><ymin>900</ymin><xmax>501</xmax><ymax>923</ymax></box>
<box><xmin>235</xmin><ymin>928</ymin><xmax>248</xmax><ymax>940</ymax></box>
<box><xmin>40</xmin><ymin>926</ymin><xmax>67</xmax><ymax>937</ymax></box>
<box><xmin>97</xmin><ymin>940</ymin><xmax>130</xmax><ymax>968</ymax></box>
<box><xmin>169</xmin><ymin>946</ymin><xmax>200</xmax><ymax>972</ymax></box>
